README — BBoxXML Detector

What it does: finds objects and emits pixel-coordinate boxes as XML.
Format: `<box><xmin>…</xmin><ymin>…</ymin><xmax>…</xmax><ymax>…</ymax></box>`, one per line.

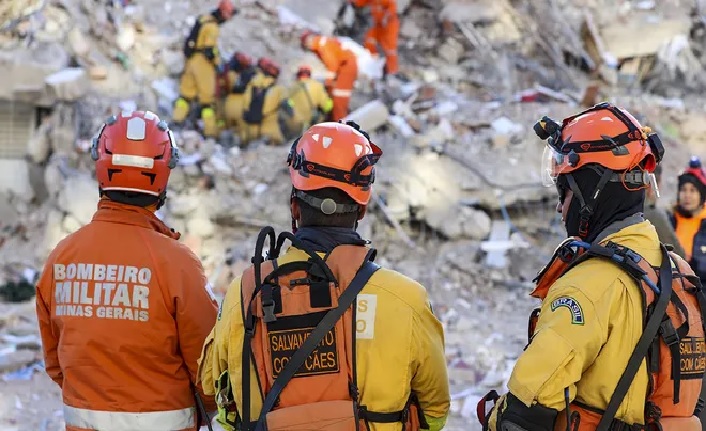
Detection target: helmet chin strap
<box><xmin>564</xmin><ymin>168</ymin><xmax>614</xmax><ymax>238</ymax></box>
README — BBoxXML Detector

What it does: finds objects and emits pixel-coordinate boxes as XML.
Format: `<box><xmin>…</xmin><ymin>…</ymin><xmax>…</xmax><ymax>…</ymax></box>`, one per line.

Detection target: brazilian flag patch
<box><xmin>550</xmin><ymin>296</ymin><xmax>584</xmax><ymax>325</ymax></box>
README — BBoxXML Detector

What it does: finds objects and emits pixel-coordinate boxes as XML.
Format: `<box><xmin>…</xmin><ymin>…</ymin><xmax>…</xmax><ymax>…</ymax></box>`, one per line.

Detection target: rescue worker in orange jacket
<box><xmin>670</xmin><ymin>156</ymin><xmax>706</xmax><ymax>281</ymax></box>
<box><xmin>281</xmin><ymin>65</ymin><xmax>334</xmax><ymax>139</ymax></box>
<box><xmin>36</xmin><ymin>111</ymin><xmax>219</xmax><ymax>431</ymax></box>
<box><xmin>224</xmin><ymin>51</ymin><xmax>257</xmax><ymax>133</ymax></box>
<box><xmin>172</xmin><ymin>0</ymin><xmax>236</xmax><ymax>138</ymax></box>
<box><xmin>350</xmin><ymin>0</ymin><xmax>399</xmax><ymax>76</ymax></box>
<box><xmin>301</xmin><ymin>31</ymin><xmax>358</xmax><ymax>121</ymax></box>
<box><xmin>481</xmin><ymin>103</ymin><xmax>705</xmax><ymax>431</ymax></box>
<box><xmin>198</xmin><ymin>121</ymin><xmax>450</xmax><ymax>431</ymax></box>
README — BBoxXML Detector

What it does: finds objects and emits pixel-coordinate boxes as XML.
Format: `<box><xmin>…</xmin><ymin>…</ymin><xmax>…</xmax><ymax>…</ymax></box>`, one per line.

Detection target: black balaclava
<box><xmin>677</xmin><ymin>173</ymin><xmax>706</xmax><ymax>217</ymax></box>
<box><xmin>559</xmin><ymin>167</ymin><xmax>645</xmax><ymax>243</ymax></box>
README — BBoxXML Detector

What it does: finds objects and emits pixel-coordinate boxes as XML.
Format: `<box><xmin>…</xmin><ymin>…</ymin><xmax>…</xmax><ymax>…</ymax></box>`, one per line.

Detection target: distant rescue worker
<box><xmin>350</xmin><ymin>0</ymin><xmax>399</xmax><ymax>77</ymax></box>
<box><xmin>224</xmin><ymin>51</ymin><xmax>257</xmax><ymax>132</ymax></box>
<box><xmin>282</xmin><ymin>65</ymin><xmax>333</xmax><ymax>139</ymax></box>
<box><xmin>36</xmin><ymin>111</ymin><xmax>218</xmax><ymax>431</ymax></box>
<box><xmin>240</xmin><ymin>57</ymin><xmax>287</xmax><ymax>146</ymax></box>
<box><xmin>642</xmin><ymin>164</ymin><xmax>685</xmax><ymax>258</ymax></box>
<box><xmin>301</xmin><ymin>30</ymin><xmax>358</xmax><ymax>121</ymax></box>
<box><xmin>479</xmin><ymin>102</ymin><xmax>705</xmax><ymax>431</ymax></box>
<box><xmin>198</xmin><ymin>121</ymin><xmax>450</xmax><ymax>431</ymax></box>
<box><xmin>670</xmin><ymin>156</ymin><xmax>706</xmax><ymax>281</ymax></box>
<box><xmin>172</xmin><ymin>0</ymin><xmax>236</xmax><ymax>138</ymax></box>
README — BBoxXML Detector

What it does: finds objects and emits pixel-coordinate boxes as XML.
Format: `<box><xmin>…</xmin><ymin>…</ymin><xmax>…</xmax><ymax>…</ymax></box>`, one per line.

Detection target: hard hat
<box><xmin>300</xmin><ymin>30</ymin><xmax>317</xmax><ymax>50</ymax></box>
<box><xmin>91</xmin><ymin>111</ymin><xmax>179</xmax><ymax>197</ymax></box>
<box><xmin>538</xmin><ymin>102</ymin><xmax>662</xmax><ymax>187</ymax></box>
<box><xmin>287</xmin><ymin>121</ymin><xmax>382</xmax><ymax>206</ymax></box>
<box><xmin>257</xmin><ymin>57</ymin><xmax>280</xmax><ymax>78</ymax></box>
<box><xmin>296</xmin><ymin>65</ymin><xmax>312</xmax><ymax>79</ymax></box>
<box><xmin>218</xmin><ymin>0</ymin><xmax>235</xmax><ymax>20</ymax></box>
<box><xmin>535</xmin><ymin>102</ymin><xmax>663</xmax><ymax>238</ymax></box>
<box><xmin>231</xmin><ymin>51</ymin><xmax>253</xmax><ymax>71</ymax></box>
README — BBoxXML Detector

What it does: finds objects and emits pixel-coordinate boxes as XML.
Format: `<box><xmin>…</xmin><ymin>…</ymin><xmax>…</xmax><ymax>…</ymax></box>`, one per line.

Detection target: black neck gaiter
<box><xmin>562</xmin><ymin>168</ymin><xmax>645</xmax><ymax>243</ymax></box>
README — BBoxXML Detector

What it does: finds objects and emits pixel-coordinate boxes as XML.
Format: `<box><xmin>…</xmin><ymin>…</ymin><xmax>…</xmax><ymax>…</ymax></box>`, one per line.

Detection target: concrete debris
<box><xmin>343</xmin><ymin>99</ymin><xmax>390</xmax><ymax>132</ymax></box>
<box><xmin>44</xmin><ymin>68</ymin><xmax>89</xmax><ymax>102</ymax></box>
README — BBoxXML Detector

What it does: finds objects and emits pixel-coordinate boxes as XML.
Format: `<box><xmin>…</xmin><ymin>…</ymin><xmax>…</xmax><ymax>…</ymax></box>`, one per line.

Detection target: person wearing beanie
<box><xmin>671</xmin><ymin>156</ymin><xmax>706</xmax><ymax>278</ymax></box>
<box><xmin>643</xmin><ymin>164</ymin><xmax>686</xmax><ymax>258</ymax></box>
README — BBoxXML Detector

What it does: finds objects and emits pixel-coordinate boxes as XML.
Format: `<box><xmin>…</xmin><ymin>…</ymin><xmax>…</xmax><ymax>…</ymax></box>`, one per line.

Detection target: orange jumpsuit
<box><xmin>308</xmin><ymin>35</ymin><xmax>358</xmax><ymax>121</ymax></box>
<box><xmin>352</xmin><ymin>0</ymin><xmax>399</xmax><ymax>75</ymax></box>
<box><xmin>36</xmin><ymin>200</ymin><xmax>218</xmax><ymax>431</ymax></box>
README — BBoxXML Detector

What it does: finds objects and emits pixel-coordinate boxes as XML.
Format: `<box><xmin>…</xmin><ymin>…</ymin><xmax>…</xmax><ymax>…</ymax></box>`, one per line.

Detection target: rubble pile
<box><xmin>2</xmin><ymin>0</ymin><xmax>706</xmax><ymax>429</ymax></box>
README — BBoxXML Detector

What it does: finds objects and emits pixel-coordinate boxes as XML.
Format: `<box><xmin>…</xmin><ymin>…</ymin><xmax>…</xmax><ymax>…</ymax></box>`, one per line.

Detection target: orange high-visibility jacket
<box><xmin>36</xmin><ymin>200</ymin><xmax>218</xmax><ymax>431</ymax></box>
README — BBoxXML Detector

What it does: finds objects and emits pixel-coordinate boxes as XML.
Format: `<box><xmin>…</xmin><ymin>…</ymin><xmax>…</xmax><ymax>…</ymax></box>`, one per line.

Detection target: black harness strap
<box><xmin>596</xmin><ymin>245</ymin><xmax>673</xmax><ymax>431</ymax></box>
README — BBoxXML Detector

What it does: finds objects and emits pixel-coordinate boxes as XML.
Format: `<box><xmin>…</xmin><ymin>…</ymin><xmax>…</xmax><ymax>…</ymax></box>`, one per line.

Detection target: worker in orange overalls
<box><xmin>300</xmin><ymin>30</ymin><xmax>358</xmax><ymax>121</ymax></box>
<box><xmin>36</xmin><ymin>111</ymin><xmax>218</xmax><ymax>431</ymax></box>
<box><xmin>350</xmin><ymin>0</ymin><xmax>399</xmax><ymax>77</ymax></box>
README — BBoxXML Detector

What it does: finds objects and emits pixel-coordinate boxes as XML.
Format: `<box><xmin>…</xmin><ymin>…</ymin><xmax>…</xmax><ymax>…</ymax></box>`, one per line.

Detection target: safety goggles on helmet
<box><xmin>537</xmin><ymin>102</ymin><xmax>663</xmax><ymax>187</ymax></box>
<box><xmin>287</xmin><ymin>121</ymin><xmax>382</xmax><ymax>206</ymax></box>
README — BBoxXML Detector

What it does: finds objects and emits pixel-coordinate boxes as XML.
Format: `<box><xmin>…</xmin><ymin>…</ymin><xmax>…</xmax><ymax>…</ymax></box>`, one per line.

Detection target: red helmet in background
<box><xmin>91</xmin><ymin>110</ymin><xmax>179</xmax><ymax>197</ymax></box>
<box><xmin>257</xmin><ymin>57</ymin><xmax>280</xmax><ymax>78</ymax></box>
<box><xmin>296</xmin><ymin>65</ymin><xmax>312</xmax><ymax>79</ymax></box>
<box><xmin>300</xmin><ymin>29</ymin><xmax>317</xmax><ymax>50</ymax></box>
<box><xmin>231</xmin><ymin>51</ymin><xmax>253</xmax><ymax>70</ymax></box>
<box><xmin>218</xmin><ymin>0</ymin><xmax>235</xmax><ymax>20</ymax></box>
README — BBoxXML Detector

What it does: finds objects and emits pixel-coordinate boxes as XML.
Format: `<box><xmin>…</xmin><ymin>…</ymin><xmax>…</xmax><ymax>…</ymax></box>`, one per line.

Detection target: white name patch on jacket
<box><xmin>356</xmin><ymin>294</ymin><xmax>377</xmax><ymax>339</ymax></box>
<box><xmin>52</xmin><ymin>263</ymin><xmax>152</xmax><ymax>322</ymax></box>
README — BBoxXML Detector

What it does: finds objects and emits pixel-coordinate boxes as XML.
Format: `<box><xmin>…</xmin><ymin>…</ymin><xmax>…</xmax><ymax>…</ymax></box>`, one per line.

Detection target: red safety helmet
<box><xmin>218</xmin><ymin>0</ymin><xmax>235</xmax><ymax>20</ymax></box>
<box><xmin>300</xmin><ymin>29</ymin><xmax>317</xmax><ymax>50</ymax></box>
<box><xmin>287</xmin><ymin>121</ymin><xmax>382</xmax><ymax>206</ymax></box>
<box><xmin>231</xmin><ymin>51</ymin><xmax>253</xmax><ymax>69</ymax></box>
<box><xmin>257</xmin><ymin>57</ymin><xmax>280</xmax><ymax>78</ymax></box>
<box><xmin>296</xmin><ymin>65</ymin><xmax>312</xmax><ymax>79</ymax></box>
<box><xmin>91</xmin><ymin>110</ymin><xmax>179</xmax><ymax>197</ymax></box>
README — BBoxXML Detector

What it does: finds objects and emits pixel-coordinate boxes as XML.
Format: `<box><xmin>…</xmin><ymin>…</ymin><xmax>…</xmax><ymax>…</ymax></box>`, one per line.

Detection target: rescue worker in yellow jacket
<box><xmin>239</xmin><ymin>57</ymin><xmax>287</xmax><ymax>146</ymax></box>
<box><xmin>224</xmin><ymin>51</ymin><xmax>257</xmax><ymax>133</ymax></box>
<box><xmin>172</xmin><ymin>0</ymin><xmax>236</xmax><ymax>138</ymax></box>
<box><xmin>36</xmin><ymin>111</ymin><xmax>218</xmax><ymax>431</ymax></box>
<box><xmin>198</xmin><ymin>121</ymin><xmax>450</xmax><ymax>431</ymax></box>
<box><xmin>281</xmin><ymin>65</ymin><xmax>333</xmax><ymax>140</ymax></box>
<box><xmin>482</xmin><ymin>103</ymin><xmax>705</xmax><ymax>431</ymax></box>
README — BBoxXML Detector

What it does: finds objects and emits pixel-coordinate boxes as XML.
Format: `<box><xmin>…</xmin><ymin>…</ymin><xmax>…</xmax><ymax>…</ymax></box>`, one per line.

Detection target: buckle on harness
<box><xmin>659</xmin><ymin>319</ymin><xmax>679</xmax><ymax>346</ymax></box>
<box><xmin>262</xmin><ymin>299</ymin><xmax>277</xmax><ymax>323</ymax></box>
<box><xmin>244</xmin><ymin>314</ymin><xmax>256</xmax><ymax>336</ymax></box>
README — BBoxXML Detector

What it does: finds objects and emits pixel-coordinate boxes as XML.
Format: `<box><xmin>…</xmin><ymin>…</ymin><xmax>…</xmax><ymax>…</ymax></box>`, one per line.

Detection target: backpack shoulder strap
<box><xmin>252</xmin><ymin>258</ymin><xmax>380</xmax><ymax>431</ymax></box>
<box><xmin>596</xmin><ymin>244</ymin><xmax>673</xmax><ymax>431</ymax></box>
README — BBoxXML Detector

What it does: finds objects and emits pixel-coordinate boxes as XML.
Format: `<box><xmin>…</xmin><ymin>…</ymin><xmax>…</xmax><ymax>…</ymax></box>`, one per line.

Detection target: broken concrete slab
<box><xmin>56</xmin><ymin>175</ymin><xmax>98</xmax><ymax>226</ymax></box>
<box><xmin>342</xmin><ymin>99</ymin><xmax>390</xmax><ymax>132</ymax></box>
<box><xmin>44</xmin><ymin>68</ymin><xmax>89</xmax><ymax>102</ymax></box>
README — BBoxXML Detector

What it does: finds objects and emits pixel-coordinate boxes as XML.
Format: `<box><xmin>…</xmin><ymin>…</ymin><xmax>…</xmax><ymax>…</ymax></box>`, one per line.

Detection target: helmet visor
<box><xmin>541</xmin><ymin>145</ymin><xmax>562</xmax><ymax>187</ymax></box>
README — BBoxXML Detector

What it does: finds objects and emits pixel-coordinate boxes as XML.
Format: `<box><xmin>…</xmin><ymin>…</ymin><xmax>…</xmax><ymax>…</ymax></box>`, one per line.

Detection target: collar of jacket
<box><xmin>294</xmin><ymin>226</ymin><xmax>367</xmax><ymax>253</ymax></box>
<box><xmin>92</xmin><ymin>199</ymin><xmax>181</xmax><ymax>240</ymax></box>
